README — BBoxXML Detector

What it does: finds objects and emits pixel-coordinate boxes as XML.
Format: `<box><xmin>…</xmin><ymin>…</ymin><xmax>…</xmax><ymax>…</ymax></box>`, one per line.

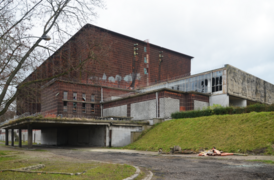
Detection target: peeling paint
<box><xmin>108</xmin><ymin>76</ymin><xmax>115</xmax><ymax>83</ymax></box>
<box><xmin>102</xmin><ymin>73</ymin><xmax>107</xmax><ymax>80</ymax></box>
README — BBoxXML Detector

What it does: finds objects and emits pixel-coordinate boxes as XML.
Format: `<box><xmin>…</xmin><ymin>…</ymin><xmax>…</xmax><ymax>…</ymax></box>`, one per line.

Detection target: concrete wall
<box><xmin>226</xmin><ymin>64</ymin><xmax>274</xmax><ymax>104</ymax></box>
<box><xmin>209</xmin><ymin>94</ymin><xmax>229</xmax><ymax>107</ymax></box>
<box><xmin>131</xmin><ymin>131</ymin><xmax>142</xmax><ymax>143</ymax></box>
<box><xmin>159</xmin><ymin>97</ymin><xmax>180</xmax><ymax>118</ymax></box>
<box><xmin>103</xmin><ymin>105</ymin><xmax>127</xmax><ymax>117</ymax></box>
<box><xmin>111</xmin><ymin>126</ymin><xmax>142</xmax><ymax>147</ymax></box>
<box><xmin>41</xmin><ymin>129</ymin><xmax>57</xmax><ymax>145</ymax></box>
<box><xmin>194</xmin><ymin>100</ymin><xmax>209</xmax><ymax>110</ymax></box>
<box><xmin>131</xmin><ymin>100</ymin><xmax>156</xmax><ymax>120</ymax></box>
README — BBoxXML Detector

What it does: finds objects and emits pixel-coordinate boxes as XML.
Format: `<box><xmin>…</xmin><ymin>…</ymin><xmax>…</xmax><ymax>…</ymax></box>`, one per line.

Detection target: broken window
<box><xmin>144</xmin><ymin>57</ymin><xmax>147</xmax><ymax>63</ymax></box>
<box><xmin>63</xmin><ymin>101</ymin><xmax>67</xmax><ymax>112</ymax></box>
<box><xmin>73</xmin><ymin>93</ymin><xmax>77</xmax><ymax>100</ymax></box>
<box><xmin>91</xmin><ymin>94</ymin><xmax>95</xmax><ymax>102</ymax></box>
<box><xmin>63</xmin><ymin>92</ymin><xmax>68</xmax><ymax>100</ymax></box>
<box><xmin>73</xmin><ymin>102</ymin><xmax>77</xmax><ymax>112</ymax></box>
<box><xmin>82</xmin><ymin>93</ymin><xmax>86</xmax><ymax>101</ymax></box>
<box><xmin>91</xmin><ymin>104</ymin><xmax>95</xmax><ymax>113</ymax></box>
<box><xmin>82</xmin><ymin>103</ymin><xmax>86</xmax><ymax>113</ymax></box>
<box><xmin>144</xmin><ymin>68</ymin><xmax>147</xmax><ymax>74</ymax></box>
<box><xmin>212</xmin><ymin>71</ymin><xmax>223</xmax><ymax>92</ymax></box>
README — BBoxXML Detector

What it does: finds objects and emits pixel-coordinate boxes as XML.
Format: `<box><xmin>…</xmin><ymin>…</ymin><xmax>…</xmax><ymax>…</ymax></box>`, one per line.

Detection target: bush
<box><xmin>172</xmin><ymin>103</ymin><xmax>274</xmax><ymax>119</ymax></box>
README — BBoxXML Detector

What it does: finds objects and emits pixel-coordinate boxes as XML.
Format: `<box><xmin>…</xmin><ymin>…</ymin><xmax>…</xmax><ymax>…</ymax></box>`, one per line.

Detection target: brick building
<box><xmin>17</xmin><ymin>24</ymin><xmax>201</xmax><ymax>119</ymax></box>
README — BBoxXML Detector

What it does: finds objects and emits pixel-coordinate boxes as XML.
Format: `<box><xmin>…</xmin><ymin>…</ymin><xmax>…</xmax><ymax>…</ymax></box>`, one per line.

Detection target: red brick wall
<box><xmin>17</xmin><ymin>24</ymin><xmax>192</xmax><ymax>115</ymax></box>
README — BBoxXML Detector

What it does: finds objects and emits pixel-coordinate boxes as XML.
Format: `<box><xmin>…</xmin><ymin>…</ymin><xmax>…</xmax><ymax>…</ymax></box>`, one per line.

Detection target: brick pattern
<box><xmin>17</xmin><ymin>24</ymin><xmax>192</xmax><ymax>115</ymax></box>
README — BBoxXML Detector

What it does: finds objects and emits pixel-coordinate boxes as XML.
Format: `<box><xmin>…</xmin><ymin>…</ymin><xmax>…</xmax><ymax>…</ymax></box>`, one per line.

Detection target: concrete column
<box><xmin>5</xmin><ymin>129</ymin><xmax>8</xmax><ymax>146</ymax></box>
<box><xmin>19</xmin><ymin>129</ymin><xmax>22</xmax><ymax>147</ymax></box>
<box><xmin>28</xmin><ymin>124</ymin><xmax>33</xmax><ymax>148</ymax></box>
<box><xmin>11</xmin><ymin>129</ymin><xmax>14</xmax><ymax>146</ymax></box>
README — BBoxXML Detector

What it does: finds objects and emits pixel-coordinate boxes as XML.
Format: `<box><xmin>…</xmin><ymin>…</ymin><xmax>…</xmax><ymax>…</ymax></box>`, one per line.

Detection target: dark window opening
<box><xmin>73</xmin><ymin>102</ymin><xmax>77</xmax><ymax>112</ymax></box>
<box><xmin>177</xmin><ymin>86</ymin><xmax>179</xmax><ymax>90</ymax></box>
<box><xmin>63</xmin><ymin>101</ymin><xmax>67</xmax><ymax>112</ymax></box>
<box><xmin>91</xmin><ymin>104</ymin><xmax>95</xmax><ymax>113</ymax></box>
<box><xmin>82</xmin><ymin>103</ymin><xmax>86</xmax><ymax>113</ymax></box>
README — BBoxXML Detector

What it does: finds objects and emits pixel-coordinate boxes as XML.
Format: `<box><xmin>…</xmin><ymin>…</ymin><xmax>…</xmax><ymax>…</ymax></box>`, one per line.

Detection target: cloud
<box><xmin>94</xmin><ymin>0</ymin><xmax>274</xmax><ymax>83</ymax></box>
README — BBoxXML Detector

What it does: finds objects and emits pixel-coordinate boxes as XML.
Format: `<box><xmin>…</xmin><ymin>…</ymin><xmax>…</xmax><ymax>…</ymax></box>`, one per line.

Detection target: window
<box><xmin>212</xmin><ymin>71</ymin><xmax>223</xmax><ymax>92</ymax></box>
<box><xmin>73</xmin><ymin>102</ymin><xmax>77</xmax><ymax>112</ymax></box>
<box><xmin>91</xmin><ymin>104</ymin><xmax>95</xmax><ymax>113</ymax></box>
<box><xmin>144</xmin><ymin>57</ymin><xmax>147</xmax><ymax>63</ymax></box>
<box><xmin>82</xmin><ymin>103</ymin><xmax>86</xmax><ymax>113</ymax></box>
<box><xmin>91</xmin><ymin>94</ymin><xmax>95</xmax><ymax>102</ymax></box>
<box><xmin>63</xmin><ymin>92</ymin><xmax>68</xmax><ymax>100</ymax></box>
<box><xmin>144</xmin><ymin>47</ymin><xmax>147</xmax><ymax>52</ymax></box>
<box><xmin>82</xmin><ymin>93</ymin><xmax>86</xmax><ymax>101</ymax></box>
<box><xmin>73</xmin><ymin>93</ymin><xmax>77</xmax><ymax>100</ymax></box>
<box><xmin>63</xmin><ymin>101</ymin><xmax>67</xmax><ymax>112</ymax></box>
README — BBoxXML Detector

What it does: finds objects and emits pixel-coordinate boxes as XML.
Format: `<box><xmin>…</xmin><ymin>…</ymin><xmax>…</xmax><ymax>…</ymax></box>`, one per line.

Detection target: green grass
<box><xmin>125</xmin><ymin>112</ymin><xmax>274</xmax><ymax>155</ymax></box>
<box><xmin>0</xmin><ymin>150</ymin><xmax>136</xmax><ymax>179</ymax></box>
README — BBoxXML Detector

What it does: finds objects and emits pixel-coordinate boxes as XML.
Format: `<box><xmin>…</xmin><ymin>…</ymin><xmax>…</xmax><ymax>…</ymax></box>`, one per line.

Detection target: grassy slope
<box><xmin>125</xmin><ymin>112</ymin><xmax>274</xmax><ymax>154</ymax></box>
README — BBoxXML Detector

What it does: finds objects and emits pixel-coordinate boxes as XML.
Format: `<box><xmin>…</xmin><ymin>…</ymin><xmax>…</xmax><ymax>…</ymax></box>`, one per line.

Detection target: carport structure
<box><xmin>0</xmin><ymin>118</ymin><xmax>148</xmax><ymax>148</ymax></box>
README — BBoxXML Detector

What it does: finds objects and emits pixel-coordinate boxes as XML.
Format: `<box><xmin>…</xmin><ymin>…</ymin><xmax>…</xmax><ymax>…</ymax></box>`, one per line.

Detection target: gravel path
<box><xmin>50</xmin><ymin>148</ymin><xmax>274</xmax><ymax>180</ymax></box>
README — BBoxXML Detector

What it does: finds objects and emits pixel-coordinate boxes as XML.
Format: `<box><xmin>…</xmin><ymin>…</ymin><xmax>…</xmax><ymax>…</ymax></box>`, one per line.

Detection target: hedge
<box><xmin>171</xmin><ymin>103</ymin><xmax>274</xmax><ymax>119</ymax></box>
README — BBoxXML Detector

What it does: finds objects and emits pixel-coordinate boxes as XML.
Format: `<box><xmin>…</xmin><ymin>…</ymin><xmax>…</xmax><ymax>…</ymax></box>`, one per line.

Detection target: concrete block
<box><xmin>131</xmin><ymin>100</ymin><xmax>156</xmax><ymax>120</ymax></box>
<box><xmin>194</xmin><ymin>100</ymin><xmax>209</xmax><ymax>110</ymax></box>
<box><xmin>111</xmin><ymin>126</ymin><xmax>141</xmax><ymax>147</ymax></box>
<box><xmin>103</xmin><ymin>105</ymin><xmax>127</xmax><ymax>117</ymax></box>
<box><xmin>160</xmin><ymin>98</ymin><xmax>180</xmax><ymax>118</ymax></box>
<box><xmin>209</xmin><ymin>94</ymin><xmax>229</xmax><ymax>107</ymax></box>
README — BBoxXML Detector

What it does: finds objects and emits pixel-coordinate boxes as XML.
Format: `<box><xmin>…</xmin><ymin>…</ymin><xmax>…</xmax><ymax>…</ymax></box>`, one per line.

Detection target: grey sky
<box><xmin>92</xmin><ymin>0</ymin><xmax>274</xmax><ymax>84</ymax></box>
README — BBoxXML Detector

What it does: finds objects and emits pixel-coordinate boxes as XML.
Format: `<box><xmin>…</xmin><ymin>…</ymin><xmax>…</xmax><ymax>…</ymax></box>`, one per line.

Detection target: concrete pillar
<box><xmin>19</xmin><ymin>129</ymin><xmax>22</xmax><ymax>147</ymax></box>
<box><xmin>28</xmin><ymin>124</ymin><xmax>32</xmax><ymax>148</ymax></box>
<box><xmin>11</xmin><ymin>129</ymin><xmax>14</xmax><ymax>146</ymax></box>
<box><xmin>5</xmin><ymin>129</ymin><xmax>8</xmax><ymax>146</ymax></box>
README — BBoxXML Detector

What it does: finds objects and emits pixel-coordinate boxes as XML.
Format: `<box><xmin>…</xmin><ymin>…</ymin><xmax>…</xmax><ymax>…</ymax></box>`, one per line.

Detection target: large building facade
<box><xmin>17</xmin><ymin>24</ymin><xmax>274</xmax><ymax>121</ymax></box>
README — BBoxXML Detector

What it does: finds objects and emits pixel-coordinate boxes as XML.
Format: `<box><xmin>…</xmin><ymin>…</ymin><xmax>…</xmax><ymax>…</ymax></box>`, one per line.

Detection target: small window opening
<box><xmin>144</xmin><ymin>47</ymin><xmax>147</xmax><ymax>52</ymax></box>
<box><xmin>91</xmin><ymin>94</ymin><xmax>95</xmax><ymax>102</ymax></box>
<box><xmin>91</xmin><ymin>104</ymin><xmax>95</xmax><ymax>113</ymax></box>
<box><xmin>177</xmin><ymin>86</ymin><xmax>179</xmax><ymax>90</ymax></box>
<box><xmin>73</xmin><ymin>102</ymin><xmax>77</xmax><ymax>112</ymax></box>
<box><xmin>82</xmin><ymin>103</ymin><xmax>86</xmax><ymax>113</ymax></box>
<box><xmin>144</xmin><ymin>57</ymin><xmax>147</xmax><ymax>63</ymax></box>
<box><xmin>63</xmin><ymin>92</ymin><xmax>68</xmax><ymax>100</ymax></box>
<box><xmin>63</xmin><ymin>101</ymin><xmax>67</xmax><ymax>112</ymax></box>
<box><xmin>171</xmin><ymin>86</ymin><xmax>174</xmax><ymax>90</ymax></box>
<box><xmin>82</xmin><ymin>93</ymin><xmax>86</xmax><ymax>101</ymax></box>
<box><xmin>73</xmin><ymin>93</ymin><xmax>77</xmax><ymax>100</ymax></box>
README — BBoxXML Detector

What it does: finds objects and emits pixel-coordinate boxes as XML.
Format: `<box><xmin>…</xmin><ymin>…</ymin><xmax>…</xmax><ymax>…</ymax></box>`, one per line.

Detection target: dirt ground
<box><xmin>2</xmin><ymin>145</ymin><xmax>274</xmax><ymax>180</ymax></box>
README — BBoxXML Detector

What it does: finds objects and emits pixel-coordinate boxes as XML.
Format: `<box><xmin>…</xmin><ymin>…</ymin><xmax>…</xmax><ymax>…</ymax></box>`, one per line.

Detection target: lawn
<box><xmin>125</xmin><ymin>112</ymin><xmax>274</xmax><ymax>154</ymax></box>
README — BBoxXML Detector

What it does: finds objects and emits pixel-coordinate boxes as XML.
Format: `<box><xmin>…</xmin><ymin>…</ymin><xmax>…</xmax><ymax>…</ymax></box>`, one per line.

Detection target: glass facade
<box><xmin>142</xmin><ymin>70</ymin><xmax>224</xmax><ymax>93</ymax></box>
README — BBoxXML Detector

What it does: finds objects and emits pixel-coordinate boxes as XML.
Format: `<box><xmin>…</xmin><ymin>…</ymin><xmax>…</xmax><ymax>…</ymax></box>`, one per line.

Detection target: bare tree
<box><xmin>0</xmin><ymin>0</ymin><xmax>104</xmax><ymax>117</ymax></box>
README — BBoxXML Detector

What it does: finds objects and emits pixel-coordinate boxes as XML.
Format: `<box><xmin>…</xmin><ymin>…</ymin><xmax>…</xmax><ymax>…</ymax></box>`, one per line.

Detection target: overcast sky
<box><xmin>91</xmin><ymin>0</ymin><xmax>274</xmax><ymax>84</ymax></box>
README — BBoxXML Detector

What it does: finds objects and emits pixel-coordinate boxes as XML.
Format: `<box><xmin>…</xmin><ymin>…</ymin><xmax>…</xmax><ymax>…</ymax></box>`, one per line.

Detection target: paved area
<box><xmin>49</xmin><ymin>148</ymin><xmax>274</xmax><ymax>180</ymax></box>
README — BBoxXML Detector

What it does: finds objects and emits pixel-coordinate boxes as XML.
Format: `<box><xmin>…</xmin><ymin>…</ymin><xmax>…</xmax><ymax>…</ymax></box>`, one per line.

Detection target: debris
<box><xmin>170</xmin><ymin>146</ymin><xmax>182</xmax><ymax>154</ymax></box>
<box><xmin>198</xmin><ymin>147</ymin><xmax>244</xmax><ymax>156</ymax></box>
<box><xmin>158</xmin><ymin>148</ymin><xmax>162</xmax><ymax>155</ymax></box>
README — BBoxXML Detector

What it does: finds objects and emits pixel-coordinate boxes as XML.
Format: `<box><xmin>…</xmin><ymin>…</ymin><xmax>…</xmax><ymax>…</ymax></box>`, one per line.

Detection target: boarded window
<box><xmin>63</xmin><ymin>92</ymin><xmax>68</xmax><ymax>100</ymax></box>
<box><xmin>63</xmin><ymin>101</ymin><xmax>67</xmax><ymax>112</ymax></box>
<box><xmin>91</xmin><ymin>104</ymin><xmax>95</xmax><ymax>113</ymax></box>
<box><xmin>82</xmin><ymin>93</ymin><xmax>86</xmax><ymax>101</ymax></box>
<box><xmin>73</xmin><ymin>93</ymin><xmax>77</xmax><ymax>100</ymax></box>
<box><xmin>82</xmin><ymin>103</ymin><xmax>86</xmax><ymax>113</ymax></box>
<box><xmin>73</xmin><ymin>102</ymin><xmax>77</xmax><ymax>112</ymax></box>
<box><xmin>91</xmin><ymin>94</ymin><xmax>95</xmax><ymax>102</ymax></box>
